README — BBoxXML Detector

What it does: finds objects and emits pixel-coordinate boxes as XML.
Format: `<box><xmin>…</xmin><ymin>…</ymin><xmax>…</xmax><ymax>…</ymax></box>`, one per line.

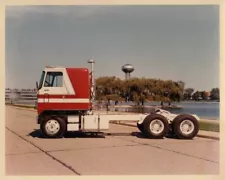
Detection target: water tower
<box><xmin>122</xmin><ymin>64</ymin><xmax>134</xmax><ymax>80</ymax></box>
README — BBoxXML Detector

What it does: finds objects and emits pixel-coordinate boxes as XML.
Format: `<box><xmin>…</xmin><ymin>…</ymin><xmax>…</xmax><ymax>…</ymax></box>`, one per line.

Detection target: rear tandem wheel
<box><xmin>137</xmin><ymin>122</ymin><xmax>144</xmax><ymax>132</ymax></box>
<box><xmin>172</xmin><ymin>114</ymin><xmax>199</xmax><ymax>139</ymax></box>
<box><xmin>141</xmin><ymin>114</ymin><xmax>169</xmax><ymax>139</ymax></box>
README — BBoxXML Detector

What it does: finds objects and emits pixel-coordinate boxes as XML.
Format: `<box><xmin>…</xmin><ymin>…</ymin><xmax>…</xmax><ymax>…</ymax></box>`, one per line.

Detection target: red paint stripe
<box><xmin>37</xmin><ymin>102</ymin><xmax>90</xmax><ymax>114</ymax></box>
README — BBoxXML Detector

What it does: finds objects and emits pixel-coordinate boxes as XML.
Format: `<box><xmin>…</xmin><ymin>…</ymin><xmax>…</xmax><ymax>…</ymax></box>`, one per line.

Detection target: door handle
<box><xmin>44</xmin><ymin>89</ymin><xmax>49</xmax><ymax>92</ymax></box>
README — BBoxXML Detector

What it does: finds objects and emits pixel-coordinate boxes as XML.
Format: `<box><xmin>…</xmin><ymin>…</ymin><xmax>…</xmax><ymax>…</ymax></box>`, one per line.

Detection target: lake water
<box><xmin>114</xmin><ymin>101</ymin><xmax>220</xmax><ymax>120</ymax></box>
<box><xmin>168</xmin><ymin>102</ymin><xmax>219</xmax><ymax>120</ymax></box>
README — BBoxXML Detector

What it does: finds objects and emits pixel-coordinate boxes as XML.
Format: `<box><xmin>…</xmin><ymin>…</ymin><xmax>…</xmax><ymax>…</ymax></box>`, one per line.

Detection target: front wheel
<box><xmin>172</xmin><ymin>114</ymin><xmax>199</xmax><ymax>139</ymax></box>
<box><xmin>40</xmin><ymin>116</ymin><xmax>66</xmax><ymax>138</ymax></box>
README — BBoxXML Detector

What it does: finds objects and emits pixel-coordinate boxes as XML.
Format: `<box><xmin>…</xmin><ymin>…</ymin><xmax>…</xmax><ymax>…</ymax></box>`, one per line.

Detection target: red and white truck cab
<box><xmin>37</xmin><ymin>67</ymin><xmax>91</xmax><ymax>116</ymax></box>
<box><xmin>36</xmin><ymin>63</ymin><xmax>199</xmax><ymax>140</ymax></box>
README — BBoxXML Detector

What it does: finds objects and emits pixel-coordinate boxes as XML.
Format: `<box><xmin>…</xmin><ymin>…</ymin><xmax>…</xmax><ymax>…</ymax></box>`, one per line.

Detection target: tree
<box><xmin>95</xmin><ymin>76</ymin><xmax>186</xmax><ymax>105</ymax></box>
<box><xmin>192</xmin><ymin>91</ymin><xmax>201</xmax><ymax>101</ymax></box>
<box><xmin>200</xmin><ymin>91</ymin><xmax>208</xmax><ymax>100</ymax></box>
<box><xmin>184</xmin><ymin>88</ymin><xmax>194</xmax><ymax>100</ymax></box>
<box><xmin>210</xmin><ymin>88</ymin><xmax>220</xmax><ymax>100</ymax></box>
<box><xmin>175</xmin><ymin>81</ymin><xmax>185</xmax><ymax>101</ymax></box>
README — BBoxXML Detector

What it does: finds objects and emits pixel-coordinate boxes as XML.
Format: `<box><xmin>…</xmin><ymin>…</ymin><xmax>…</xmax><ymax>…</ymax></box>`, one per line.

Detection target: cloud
<box><xmin>6</xmin><ymin>5</ymin><xmax>106</xmax><ymax>19</ymax></box>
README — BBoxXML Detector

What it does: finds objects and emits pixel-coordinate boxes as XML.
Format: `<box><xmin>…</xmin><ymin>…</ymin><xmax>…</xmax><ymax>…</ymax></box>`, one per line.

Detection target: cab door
<box><xmin>38</xmin><ymin>71</ymin><xmax>67</xmax><ymax>104</ymax></box>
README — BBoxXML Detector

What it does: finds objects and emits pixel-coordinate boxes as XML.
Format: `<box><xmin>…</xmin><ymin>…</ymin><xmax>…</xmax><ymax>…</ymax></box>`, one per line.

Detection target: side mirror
<box><xmin>36</xmin><ymin>81</ymin><xmax>38</xmax><ymax>89</ymax></box>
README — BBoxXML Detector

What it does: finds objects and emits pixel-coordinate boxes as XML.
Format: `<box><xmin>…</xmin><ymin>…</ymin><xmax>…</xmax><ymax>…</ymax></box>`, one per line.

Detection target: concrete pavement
<box><xmin>5</xmin><ymin>105</ymin><xmax>220</xmax><ymax>175</ymax></box>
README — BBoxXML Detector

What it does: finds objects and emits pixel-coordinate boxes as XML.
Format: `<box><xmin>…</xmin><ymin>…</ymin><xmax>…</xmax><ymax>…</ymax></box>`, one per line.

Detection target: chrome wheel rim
<box><xmin>149</xmin><ymin>119</ymin><xmax>164</xmax><ymax>134</ymax></box>
<box><xmin>180</xmin><ymin>120</ymin><xmax>194</xmax><ymax>135</ymax></box>
<box><xmin>45</xmin><ymin>120</ymin><xmax>60</xmax><ymax>135</ymax></box>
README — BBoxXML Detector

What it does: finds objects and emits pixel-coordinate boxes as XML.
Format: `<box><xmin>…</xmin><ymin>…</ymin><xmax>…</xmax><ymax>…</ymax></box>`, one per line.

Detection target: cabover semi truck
<box><xmin>36</xmin><ymin>60</ymin><xmax>199</xmax><ymax>139</ymax></box>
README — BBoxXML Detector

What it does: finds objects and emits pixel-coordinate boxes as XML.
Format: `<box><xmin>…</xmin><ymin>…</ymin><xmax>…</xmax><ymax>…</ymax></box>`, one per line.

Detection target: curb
<box><xmin>110</xmin><ymin>122</ymin><xmax>220</xmax><ymax>140</ymax></box>
<box><xmin>7</xmin><ymin>105</ymin><xmax>36</xmax><ymax>112</ymax></box>
<box><xmin>195</xmin><ymin>134</ymin><xmax>219</xmax><ymax>141</ymax></box>
<box><xmin>7</xmin><ymin>105</ymin><xmax>220</xmax><ymax>140</ymax></box>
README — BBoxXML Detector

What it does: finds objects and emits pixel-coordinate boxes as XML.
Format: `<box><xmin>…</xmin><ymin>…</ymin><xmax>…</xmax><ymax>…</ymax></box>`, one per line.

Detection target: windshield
<box><xmin>38</xmin><ymin>71</ymin><xmax>45</xmax><ymax>90</ymax></box>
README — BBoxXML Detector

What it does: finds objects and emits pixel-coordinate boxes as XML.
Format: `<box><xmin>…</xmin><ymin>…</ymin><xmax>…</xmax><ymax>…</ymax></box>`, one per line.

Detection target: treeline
<box><xmin>95</xmin><ymin>76</ymin><xmax>220</xmax><ymax>105</ymax></box>
<box><xmin>183</xmin><ymin>88</ymin><xmax>220</xmax><ymax>101</ymax></box>
<box><xmin>95</xmin><ymin>76</ymin><xmax>185</xmax><ymax>105</ymax></box>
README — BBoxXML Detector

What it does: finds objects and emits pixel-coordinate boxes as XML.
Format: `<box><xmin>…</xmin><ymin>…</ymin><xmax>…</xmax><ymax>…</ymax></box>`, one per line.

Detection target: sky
<box><xmin>5</xmin><ymin>5</ymin><xmax>219</xmax><ymax>91</ymax></box>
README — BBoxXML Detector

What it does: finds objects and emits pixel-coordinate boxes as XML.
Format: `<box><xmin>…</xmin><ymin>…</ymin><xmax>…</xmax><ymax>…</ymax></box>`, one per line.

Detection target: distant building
<box><xmin>5</xmin><ymin>88</ymin><xmax>37</xmax><ymax>105</ymax></box>
<box><xmin>205</xmin><ymin>91</ymin><xmax>211</xmax><ymax>100</ymax></box>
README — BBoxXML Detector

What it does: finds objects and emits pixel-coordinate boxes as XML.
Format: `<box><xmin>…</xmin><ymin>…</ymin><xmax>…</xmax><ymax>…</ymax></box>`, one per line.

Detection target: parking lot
<box><xmin>5</xmin><ymin>106</ymin><xmax>219</xmax><ymax>175</ymax></box>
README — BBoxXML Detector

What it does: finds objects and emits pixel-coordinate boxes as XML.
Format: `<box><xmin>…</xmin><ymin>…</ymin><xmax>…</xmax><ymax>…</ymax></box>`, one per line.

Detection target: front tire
<box><xmin>40</xmin><ymin>116</ymin><xmax>66</xmax><ymax>138</ymax></box>
<box><xmin>142</xmin><ymin>114</ymin><xmax>169</xmax><ymax>139</ymax></box>
<box><xmin>172</xmin><ymin>114</ymin><xmax>199</xmax><ymax>139</ymax></box>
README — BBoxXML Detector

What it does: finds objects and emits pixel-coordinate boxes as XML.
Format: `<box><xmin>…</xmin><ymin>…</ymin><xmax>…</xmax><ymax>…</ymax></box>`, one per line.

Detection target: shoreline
<box><xmin>114</xmin><ymin>105</ymin><xmax>183</xmax><ymax>108</ymax></box>
<box><xmin>96</xmin><ymin>105</ymin><xmax>219</xmax><ymax>121</ymax></box>
<box><xmin>6</xmin><ymin>103</ymin><xmax>219</xmax><ymax>121</ymax></box>
<box><xmin>95</xmin><ymin>109</ymin><xmax>219</xmax><ymax>124</ymax></box>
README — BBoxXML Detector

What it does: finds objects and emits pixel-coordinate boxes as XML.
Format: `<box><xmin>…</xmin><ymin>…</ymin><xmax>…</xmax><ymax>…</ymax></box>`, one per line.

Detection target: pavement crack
<box><xmin>6</xmin><ymin>126</ymin><xmax>81</xmax><ymax>175</ymax></box>
<box><xmin>47</xmin><ymin>144</ymin><xmax>141</xmax><ymax>153</ymax></box>
<box><xmin>111</xmin><ymin>136</ymin><xmax>219</xmax><ymax>164</ymax></box>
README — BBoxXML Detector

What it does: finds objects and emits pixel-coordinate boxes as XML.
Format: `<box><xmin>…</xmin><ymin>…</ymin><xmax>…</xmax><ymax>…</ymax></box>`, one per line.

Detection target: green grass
<box><xmin>6</xmin><ymin>103</ymin><xmax>36</xmax><ymax>109</ymax></box>
<box><xmin>199</xmin><ymin>121</ymin><xmax>219</xmax><ymax>132</ymax></box>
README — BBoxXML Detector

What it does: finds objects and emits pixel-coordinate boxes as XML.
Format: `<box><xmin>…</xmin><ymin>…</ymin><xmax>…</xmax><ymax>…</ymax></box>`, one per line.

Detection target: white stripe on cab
<box><xmin>38</xmin><ymin>98</ymin><xmax>90</xmax><ymax>103</ymax></box>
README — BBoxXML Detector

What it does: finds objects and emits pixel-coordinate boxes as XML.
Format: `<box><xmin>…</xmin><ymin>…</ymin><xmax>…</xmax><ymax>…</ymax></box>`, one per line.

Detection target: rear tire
<box><xmin>142</xmin><ymin>114</ymin><xmax>169</xmax><ymax>139</ymax></box>
<box><xmin>40</xmin><ymin>116</ymin><xmax>66</xmax><ymax>138</ymax></box>
<box><xmin>172</xmin><ymin>114</ymin><xmax>199</xmax><ymax>139</ymax></box>
<box><xmin>137</xmin><ymin>122</ymin><xmax>144</xmax><ymax>132</ymax></box>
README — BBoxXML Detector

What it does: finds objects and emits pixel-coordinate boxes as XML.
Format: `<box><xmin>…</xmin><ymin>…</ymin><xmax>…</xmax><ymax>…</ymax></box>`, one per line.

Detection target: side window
<box><xmin>44</xmin><ymin>72</ymin><xmax>63</xmax><ymax>87</ymax></box>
